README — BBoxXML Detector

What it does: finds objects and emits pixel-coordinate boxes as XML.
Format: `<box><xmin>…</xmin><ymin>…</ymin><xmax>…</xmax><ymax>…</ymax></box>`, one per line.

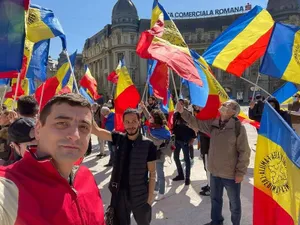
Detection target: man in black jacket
<box><xmin>172</xmin><ymin>107</ymin><xmax>196</xmax><ymax>186</ymax></box>
<box><xmin>249</xmin><ymin>94</ymin><xmax>264</xmax><ymax>123</ymax></box>
<box><xmin>92</xmin><ymin>108</ymin><xmax>157</xmax><ymax>225</ymax></box>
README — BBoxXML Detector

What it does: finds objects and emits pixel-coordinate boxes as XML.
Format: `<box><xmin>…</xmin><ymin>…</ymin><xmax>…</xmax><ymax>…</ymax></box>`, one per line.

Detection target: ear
<box><xmin>34</xmin><ymin>120</ymin><xmax>42</xmax><ymax>141</ymax></box>
<box><xmin>10</xmin><ymin>142</ymin><xmax>21</xmax><ymax>156</ymax></box>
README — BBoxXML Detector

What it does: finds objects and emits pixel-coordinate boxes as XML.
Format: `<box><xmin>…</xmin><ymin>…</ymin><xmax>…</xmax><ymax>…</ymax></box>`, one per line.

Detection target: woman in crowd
<box><xmin>140</xmin><ymin>101</ymin><xmax>171</xmax><ymax>201</ymax></box>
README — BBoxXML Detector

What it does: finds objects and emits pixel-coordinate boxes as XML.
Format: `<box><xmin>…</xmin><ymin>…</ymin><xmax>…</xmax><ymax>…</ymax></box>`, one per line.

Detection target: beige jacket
<box><xmin>181</xmin><ymin>110</ymin><xmax>250</xmax><ymax>179</ymax></box>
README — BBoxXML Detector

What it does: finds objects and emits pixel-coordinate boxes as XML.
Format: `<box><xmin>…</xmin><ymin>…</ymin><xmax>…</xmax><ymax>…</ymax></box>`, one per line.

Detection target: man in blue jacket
<box><xmin>101</xmin><ymin>106</ymin><xmax>115</xmax><ymax>167</ymax></box>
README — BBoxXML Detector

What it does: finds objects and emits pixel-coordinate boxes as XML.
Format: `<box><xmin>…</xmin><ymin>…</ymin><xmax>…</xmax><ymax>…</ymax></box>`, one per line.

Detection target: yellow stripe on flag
<box><xmin>254</xmin><ymin>135</ymin><xmax>300</xmax><ymax>223</ymax></box>
<box><xmin>214</xmin><ymin>10</ymin><xmax>273</xmax><ymax>70</ymax></box>
<box><xmin>115</xmin><ymin>66</ymin><xmax>133</xmax><ymax>98</ymax></box>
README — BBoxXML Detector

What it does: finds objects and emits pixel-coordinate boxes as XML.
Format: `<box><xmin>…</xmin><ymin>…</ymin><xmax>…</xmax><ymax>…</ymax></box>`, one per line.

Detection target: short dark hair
<box><xmin>148</xmin><ymin>96</ymin><xmax>156</xmax><ymax>101</ymax></box>
<box><xmin>151</xmin><ymin>109</ymin><xmax>167</xmax><ymax>126</ymax></box>
<box><xmin>123</xmin><ymin>108</ymin><xmax>140</xmax><ymax>120</ymax></box>
<box><xmin>17</xmin><ymin>96</ymin><xmax>38</xmax><ymax>117</ymax></box>
<box><xmin>39</xmin><ymin>93</ymin><xmax>91</xmax><ymax>125</ymax></box>
<box><xmin>1</xmin><ymin>104</ymin><xmax>7</xmax><ymax>111</ymax></box>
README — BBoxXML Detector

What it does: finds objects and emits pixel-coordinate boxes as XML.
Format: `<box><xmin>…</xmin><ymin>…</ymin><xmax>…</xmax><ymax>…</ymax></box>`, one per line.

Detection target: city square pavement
<box><xmin>84</xmin><ymin>107</ymin><xmax>258</xmax><ymax>225</ymax></box>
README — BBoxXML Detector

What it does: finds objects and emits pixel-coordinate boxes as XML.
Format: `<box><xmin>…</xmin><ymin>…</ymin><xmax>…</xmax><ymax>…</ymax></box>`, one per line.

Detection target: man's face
<box><xmin>148</xmin><ymin>98</ymin><xmax>154</xmax><ymax>105</ymax></box>
<box><xmin>219</xmin><ymin>102</ymin><xmax>236</xmax><ymax>119</ymax></box>
<box><xmin>123</xmin><ymin>113</ymin><xmax>140</xmax><ymax>136</ymax></box>
<box><xmin>35</xmin><ymin>103</ymin><xmax>92</xmax><ymax>164</ymax></box>
<box><xmin>0</xmin><ymin>112</ymin><xmax>9</xmax><ymax>126</ymax></box>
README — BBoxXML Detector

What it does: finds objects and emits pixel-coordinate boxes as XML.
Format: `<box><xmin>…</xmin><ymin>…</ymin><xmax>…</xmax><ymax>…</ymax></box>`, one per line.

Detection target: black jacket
<box><xmin>172</xmin><ymin>112</ymin><xmax>196</xmax><ymax>142</ymax></box>
<box><xmin>249</xmin><ymin>100</ymin><xmax>264</xmax><ymax>122</ymax></box>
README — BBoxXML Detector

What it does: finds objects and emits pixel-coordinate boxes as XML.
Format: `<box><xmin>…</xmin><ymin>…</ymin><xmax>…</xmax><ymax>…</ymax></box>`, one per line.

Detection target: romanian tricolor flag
<box><xmin>260</xmin><ymin>22</ymin><xmax>300</xmax><ymax>84</ymax></box>
<box><xmin>203</xmin><ymin>6</ymin><xmax>274</xmax><ymax>77</ymax></box>
<box><xmin>160</xmin><ymin>91</ymin><xmax>175</xmax><ymax>129</ymax></box>
<box><xmin>272</xmin><ymin>82</ymin><xmax>299</xmax><ymax>105</ymax></box>
<box><xmin>26</xmin><ymin>39</ymin><xmax>50</xmax><ymax>82</ymax></box>
<box><xmin>0</xmin><ymin>0</ymin><xmax>27</xmax><ymax>78</ymax></box>
<box><xmin>193</xmin><ymin>54</ymin><xmax>260</xmax><ymax>129</ymax></box>
<box><xmin>136</xmin><ymin>0</ymin><xmax>203</xmax><ymax>87</ymax></box>
<box><xmin>79</xmin><ymin>66</ymin><xmax>101</xmax><ymax>100</ymax></box>
<box><xmin>27</xmin><ymin>4</ymin><xmax>66</xmax><ymax>49</ymax></box>
<box><xmin>35</xmin><ymin>51</ymin><xmax>76</xmax><ymax>109</ymax></box>
<box><xmin>114</xmin><ymin>62</ymin><xmax>140</xmax><ymax>131</ymax></box>
<box><xmin>107</xmin><ymin>63</ymin><xmax>120</xmax><ymax>84</ymax></box>
<box><xmin>5</xmin><ymin>79</ymin><xmax>25</xmax><ymax>99</ymax></box>
<box><xmin>79</xmin><ymin>87</ymin><xmax>95</xmax><ymax>104</ymax></box>
<box><xmin>254</xmin><ymin>102</ymin><xmax>300</xmax><ymax>225</ymax></box>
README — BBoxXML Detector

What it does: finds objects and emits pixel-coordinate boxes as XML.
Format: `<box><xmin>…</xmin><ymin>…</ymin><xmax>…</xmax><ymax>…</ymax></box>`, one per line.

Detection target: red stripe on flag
<box><xmin>0</xmin><ymin>71</ymin><xmax>19</xmax><ymax>79</ymax></box>
<box><xmin>35</xmin><ymin>77</ymin><xmax>60</xmax><ymax>110</ymax></box>
<box><xmin>196</xmin><ymin>95</ymin><xmax>221</xmax><ymax>120</ymax></box>
<box><xmin>149</xmin><ymin>61</ymin><xmax>169</xmax><ymax>105</ymax></box>
<box><xmin>79</xmin><ymin>74</ymin><xmax>100</xmax><ymax>99</ymax></box>
<box><xmin>226</xmin><ymin>27</ymin><xmax>273</xmax><ymax>76</ymax></box>
<box><xmin>253</xmin><ymin>187</ymin><xmax>294</xmax><ymax>225</ymax></box>
<box><xmin>24</xmin><ymin>0</ymin><xmax>30</xmax><ymax>10</ymax></box>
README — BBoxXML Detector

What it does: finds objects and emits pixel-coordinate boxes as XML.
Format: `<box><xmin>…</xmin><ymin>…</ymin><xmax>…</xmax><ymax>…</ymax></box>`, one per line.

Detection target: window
<box><xmin>130</xmin><ymin>52</ymin><xmax>135</xmax><ymax>64</ymax></box>
<box><xmin>117</xmin><ymin>35</ymin><xmax>121</xmax><ymax>45</ymax></box>
<box><xmin>130</xmin><ymin>34</ymin><xmax>135</xmax><ymax>44</ymax></box>
<box><xmin>184</xmin><ymin>35</ymin><xmax>189</xmax><ymax>42</ymax></box>
<box><xmin>210</xmin><ymin>32</ymin><xmax>215</xmax><ymax>40</ymax></box>
<box><xmin>117</xmin><ymin>52</ymin><xmax>124</xmax><ymax>64</ymax></box>
<box><xmin>104</xmin><ymin>57</ymin><xmax>107</xmax><ymax>69</ymax></box>
<box><xmin>131</xmin><ymin>69</ymin><xmax>136</xmax><ymax>82</ymax></box>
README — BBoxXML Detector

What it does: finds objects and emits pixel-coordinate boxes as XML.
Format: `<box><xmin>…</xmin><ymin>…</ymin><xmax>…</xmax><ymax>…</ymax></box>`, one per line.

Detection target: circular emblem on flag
<box><xmin>28</xmin><ymin>9</ymin><xmax>39</xmax><ymax>25</ymax></box>
<box><xmin>294</xmin><ymin>44</ymin><xmax>300</xmax><ymax>66</ymax></box>
<box><xmin>259</xmin><ymin>151</ymin><xmax>289</xmax><ymax>194</ymax></box>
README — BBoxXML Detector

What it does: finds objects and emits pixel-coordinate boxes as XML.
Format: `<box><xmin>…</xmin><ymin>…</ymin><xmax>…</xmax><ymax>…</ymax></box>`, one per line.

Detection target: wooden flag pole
<box><xmin>141</xmin><ymin>82</ymin><xmax>148</xmax><ymax>101</ymax></box>
<box><xmin>240</xmin><ymin>76</ymin><xmax>273</xmax><ymax>97</ymax></box>
<box><xmin>38</xmin><ymin>83</ymin><xmax>46</xmax><ymax>113</ymax></box>
<box><xmin>170</xmin><ymin>69</ymin><xmax>179</xmax><ymax>101</ymax></box>
<box><xmin>64</xmin><ymin>50</ymin><xmax>79</xmax><ymax>94</ymax></box>
<box><xmin>251</xmin><ymin>74</ymin><xmax>260</xmax><ymax>101</ymax></box>
<box><xmin>0</xmin><ymin>85</ymin><xmax>8</xmax><ymax>107</ymax></box>
<box><xmin>12</xmin><ymin>73</ymin><xmax>21</xmax><ymax>110</ymax></box>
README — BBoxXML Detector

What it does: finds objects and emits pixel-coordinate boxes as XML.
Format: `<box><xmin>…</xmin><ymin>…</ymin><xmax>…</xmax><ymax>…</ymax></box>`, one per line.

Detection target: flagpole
<box><xmin>141</xmin><ymin>82</ymin><xmax>148</xmax><ymax>101</ymax></box>
<box><xmin>0</xmin><ymin>85</ymin><xmax>8</xmax><ymax>107</ymax></box>
<box><xmin>179</xmin><ymin>79</ymin><xmax>183</xmax><ymax>97</ymax></box>
<box><xmin>251</xmin><ymin>74</ymin><xmax>260</xmax><ymax>101</ymax></box>
<box><xmin>170</xmin><ymin>69</ymin><xmax>179</xmax><ymax>101</ymax></box>
<box><xmin>64</xmin><ymin>50</ymin><xmax>79</xmax><ymax>94</ymax></box>
<box><xmin>111</xmin><ymin>84</ymin><xmax>116</xmax><ymax>97</ymax></box>
<box><xmin>38</xmin><ymin>83</ymin><xmax>45</xmax><ymax>113</ymax></box>
<box><xmin>145</xmin><ymin>85</ymin><xmax>148</xmax><ymax>103</ymax></box>
<box><xmin>240</xmin><ymin>76</ymin><xmax>273</xmax><ymax>97</ymax></box>
<box><xmin>12</xmin><ymin>73</ymin><xmax>21</xmax><ymax>110</ymax></box>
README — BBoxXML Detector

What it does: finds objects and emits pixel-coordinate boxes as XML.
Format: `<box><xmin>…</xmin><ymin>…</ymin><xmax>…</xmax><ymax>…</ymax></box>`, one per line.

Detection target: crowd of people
<box><xmin>0</xmin><ymin>92</ymin><xmax>299</xmax><ymax>225</ymax></box>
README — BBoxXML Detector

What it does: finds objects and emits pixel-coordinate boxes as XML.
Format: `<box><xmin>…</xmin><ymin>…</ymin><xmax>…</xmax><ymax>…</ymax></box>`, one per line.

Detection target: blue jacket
<box><xmin>105</xmin><ymin>112</ymin><xmax>115</xmax><ymax>132</ymax></box>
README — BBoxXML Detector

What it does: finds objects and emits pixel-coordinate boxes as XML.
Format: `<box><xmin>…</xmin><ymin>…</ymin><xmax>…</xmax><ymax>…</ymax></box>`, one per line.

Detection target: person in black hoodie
<box><xmin>267</xmin><ymin>97</ymin><xmax>292</xmax><ymax>127</ymax></box>
<box><xmin>172</xmin><ymin>103</ymin><xmax>196</xmax><ymax>185</ymax></box>
<box><xmin>249</xmin><ymin>94</ymin><xmax>264</xmax><ymax>123</ymax></box>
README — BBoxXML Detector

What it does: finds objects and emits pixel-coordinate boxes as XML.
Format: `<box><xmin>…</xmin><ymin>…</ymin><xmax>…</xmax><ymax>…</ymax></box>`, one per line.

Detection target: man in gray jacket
<box><xmin>176</xmin><ymin>100</ymin><xmax>251</xmax><ymax>225</ymax></box>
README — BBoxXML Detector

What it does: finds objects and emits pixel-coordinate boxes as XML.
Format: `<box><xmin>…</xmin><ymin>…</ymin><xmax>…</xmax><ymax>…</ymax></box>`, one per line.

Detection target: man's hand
<box><xmin>147</xmin><ymin>193</ymin><xmax>155</xmax><ymax>205</ymax></box>
<box><xmin>176</xmin><ymin>102</ymin><xmax>184</xmax><ymax>113</ymax></box>
<box><xmin>139</xmin><ymin>101</ymin><xmax>146</xmax><ymax>109</ymax></box>
<box><xmin>249</xmin><ymin>101</ymin><xmax>255</xmax><ymax>109</ymax></box>
<box><xmin>235</xmin><ymin>175</ymin><xmax>244</xmax><ymax>183</ymax></box>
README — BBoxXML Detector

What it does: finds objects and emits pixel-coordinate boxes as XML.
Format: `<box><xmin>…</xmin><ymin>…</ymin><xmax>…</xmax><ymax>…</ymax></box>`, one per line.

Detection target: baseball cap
<box><xmin>8</xmin><ymin>118</ymin><xmax>35</xmax><ymax>143</ymax></box>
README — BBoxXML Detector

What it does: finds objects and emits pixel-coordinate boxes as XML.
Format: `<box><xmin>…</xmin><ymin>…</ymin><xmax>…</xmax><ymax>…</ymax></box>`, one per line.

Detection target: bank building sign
<box><xmin>168</xmin><ymin>3</ymin><xmax>252</xmax><ymax>19</ymax></box>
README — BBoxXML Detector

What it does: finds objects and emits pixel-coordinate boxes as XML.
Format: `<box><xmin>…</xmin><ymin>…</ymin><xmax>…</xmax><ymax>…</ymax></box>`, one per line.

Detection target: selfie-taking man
<box><xmin>0</xmin><ymin>94</ymin><xmax>105</xmax><ymax>225</ymax></box>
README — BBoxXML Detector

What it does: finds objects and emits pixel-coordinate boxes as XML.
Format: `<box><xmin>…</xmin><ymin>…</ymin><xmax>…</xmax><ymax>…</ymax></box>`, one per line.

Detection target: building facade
<box><xmin>82</xmin><ymin>0</ymin><xmax>300</xmax><ymax>102</ymax></box>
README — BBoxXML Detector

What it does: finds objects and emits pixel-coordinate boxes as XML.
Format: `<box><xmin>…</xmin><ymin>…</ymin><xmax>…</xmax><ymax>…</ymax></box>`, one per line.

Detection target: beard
<box><xmin>126</xmin><ymin>127</ymin><xmax>139</xmax><ymax>136</ymax></box>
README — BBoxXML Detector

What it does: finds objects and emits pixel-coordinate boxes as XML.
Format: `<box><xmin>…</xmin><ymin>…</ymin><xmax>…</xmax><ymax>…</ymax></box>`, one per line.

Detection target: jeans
<box><xmin>114</xmin><ymin>190</ymin><xmax>152</xmax><ymax>225</ymax></box>
<box><xmin>210</xmin><ymin>175</ymin><xmax>241</xmax><ymax>225</ymax></box>
<box><xmin>155</xmin><ymin>161</ymin><xmax>165</xmax><ymax>194</ymax></box>
<box><xmin>98</xmin><ymin>138</ymin><xmax>105</xmax><ymax>154</ymax></box>
<box><xmin>173</xmin><ymin>140</ymin><xmax>191</xmax><ymax>179</ymax></box>
<box><xmin>108</xmin><ymin>141</ymin><xmax>115</xmax><ymax>164</ymax></box>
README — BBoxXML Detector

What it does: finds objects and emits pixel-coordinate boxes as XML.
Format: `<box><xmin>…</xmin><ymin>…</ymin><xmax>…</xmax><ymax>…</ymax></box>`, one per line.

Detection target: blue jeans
<box><xmin>210</xmin><ymin>175</ymin><xmax>241</xmax><ymax>225</ymax></box>
<box><xmin>108</xmin><ymin>141</ymin><xmax>115</xmax><ymax>164</ymax></box>
<box><xmin>173</xmin><ymin>140</ymin><xmax>191</xmax><ymax>179</ymax></box>
<box><xmin>155</xmin><ymin>161</ymin><xmax>165</xmax><ymax>194</ymax></box>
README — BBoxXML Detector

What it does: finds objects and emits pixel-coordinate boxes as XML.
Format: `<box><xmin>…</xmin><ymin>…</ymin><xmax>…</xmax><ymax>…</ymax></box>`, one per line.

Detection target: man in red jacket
<box><xmin>0</xmin><ymin>93</ymin><xmax>105</xmax><ymax>225</ymax></box>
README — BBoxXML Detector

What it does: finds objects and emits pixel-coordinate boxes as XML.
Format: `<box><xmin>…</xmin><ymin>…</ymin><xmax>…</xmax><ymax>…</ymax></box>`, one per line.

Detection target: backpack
<box><xmin>156</xmin><ymin>134</ymin><xmax>175</xmax><ymax>158</ymax></box>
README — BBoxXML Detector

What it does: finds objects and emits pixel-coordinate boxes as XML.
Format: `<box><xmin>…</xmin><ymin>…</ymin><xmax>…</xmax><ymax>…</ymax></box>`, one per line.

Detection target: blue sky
<box><xmin>32</xmin><ymin>0</ymin><xmax>268</xmax><ymax>59</ymax></box>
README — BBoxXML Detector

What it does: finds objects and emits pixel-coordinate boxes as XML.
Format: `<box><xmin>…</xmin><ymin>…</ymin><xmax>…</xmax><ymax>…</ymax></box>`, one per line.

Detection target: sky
<box><xmin>32</xmin><ymin>0</ymin><xmax>268</xmax><ymax>59</ymax></box>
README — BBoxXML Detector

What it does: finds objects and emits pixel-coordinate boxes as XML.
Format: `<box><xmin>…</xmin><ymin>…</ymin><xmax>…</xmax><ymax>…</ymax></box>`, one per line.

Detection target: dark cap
<box><xmin>8</xmin><ymin>118</ymin><xmax>35</xmax><ymax>143</ymax></box>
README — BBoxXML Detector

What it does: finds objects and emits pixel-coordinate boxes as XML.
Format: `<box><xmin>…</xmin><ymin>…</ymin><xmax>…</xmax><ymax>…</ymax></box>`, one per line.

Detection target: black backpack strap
<box><xmin>233</xmin><ymin>117</ymin><xmax>241</xmax><ymax>138</ymax></box>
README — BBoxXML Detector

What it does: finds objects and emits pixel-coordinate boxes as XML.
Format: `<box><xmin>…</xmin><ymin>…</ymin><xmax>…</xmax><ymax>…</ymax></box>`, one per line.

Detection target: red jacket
<box><xmin>0</xmin><ymin>150</ymin><xmax>105</xmax><ymax>225</ymax></box>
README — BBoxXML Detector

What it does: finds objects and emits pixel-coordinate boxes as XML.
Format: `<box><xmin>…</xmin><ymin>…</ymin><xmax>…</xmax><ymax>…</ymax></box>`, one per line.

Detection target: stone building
<box><xmin>82</xmin><ymin>0</ymin><xmax>300</xmax><ymax>102</ymax></box>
